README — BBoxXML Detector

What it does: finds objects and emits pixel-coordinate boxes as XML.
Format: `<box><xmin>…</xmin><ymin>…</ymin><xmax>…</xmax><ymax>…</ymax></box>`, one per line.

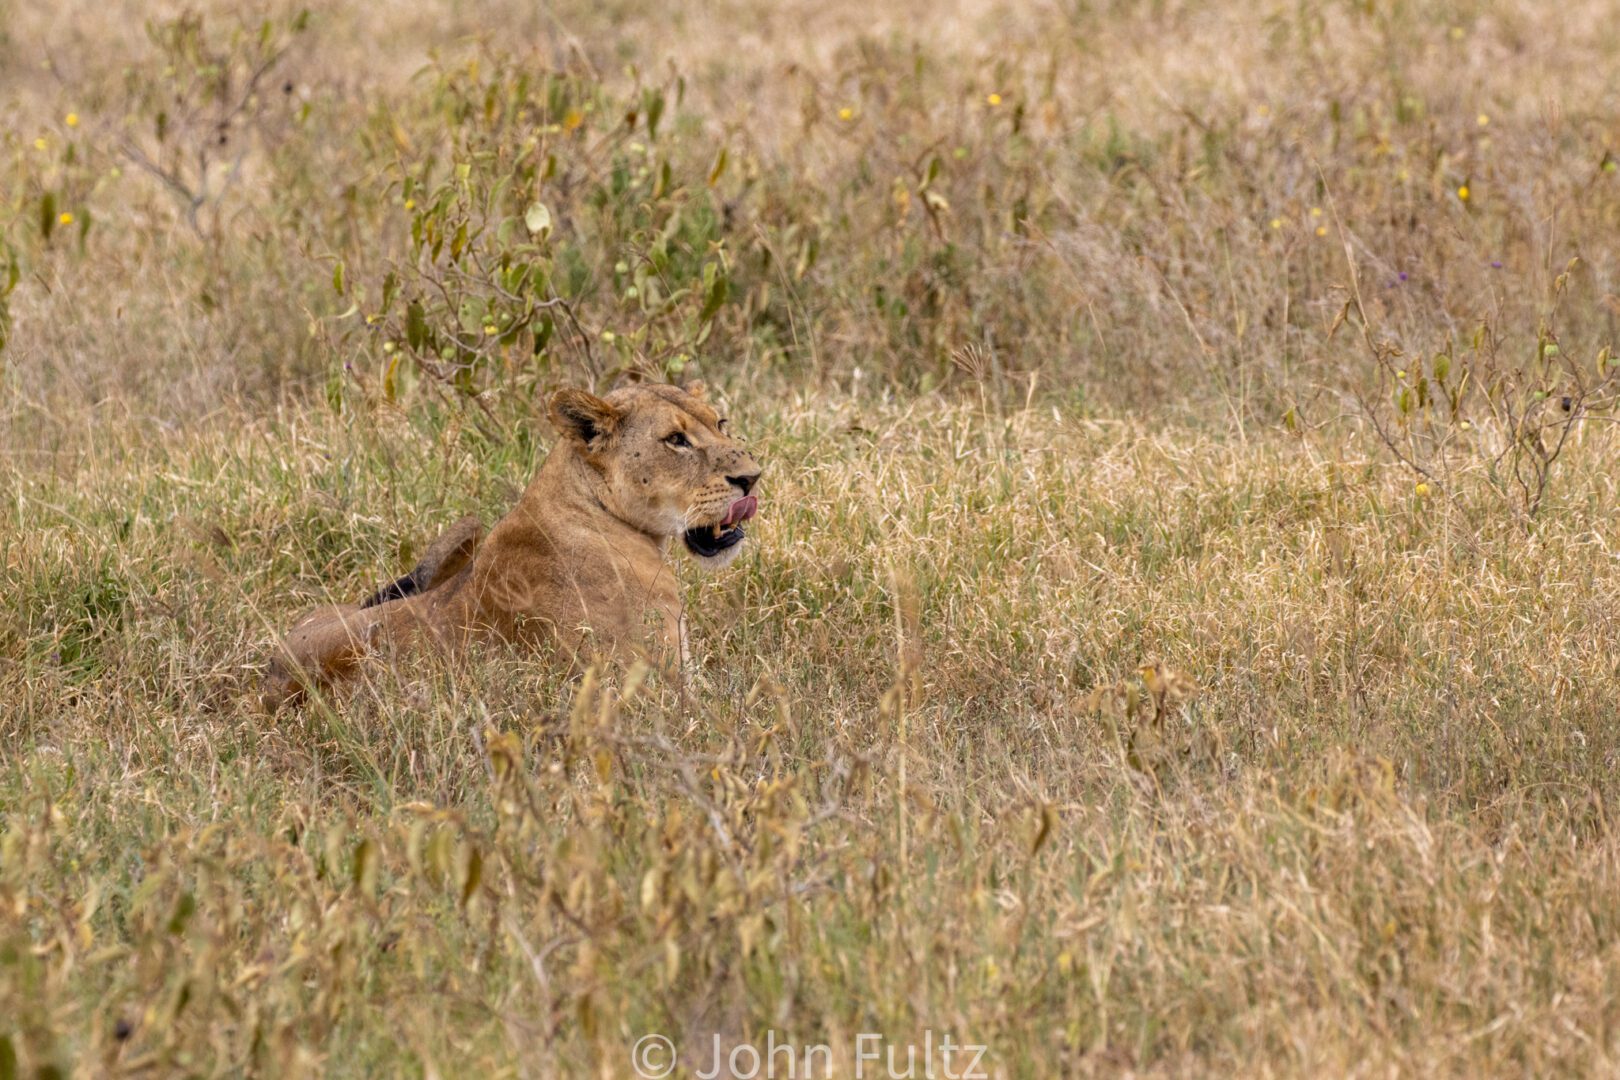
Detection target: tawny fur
<box><xmin>262</xmin><ymin>382</ymin><xmax>761</xmax><ymax>709</ymax></box>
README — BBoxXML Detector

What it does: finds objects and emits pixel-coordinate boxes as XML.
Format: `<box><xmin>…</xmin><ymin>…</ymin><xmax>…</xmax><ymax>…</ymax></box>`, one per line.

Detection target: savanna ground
<box><xmin>6</xmin><ymin>0</ymin><xmax>1620</xmax><ymax>1075</ymax></box>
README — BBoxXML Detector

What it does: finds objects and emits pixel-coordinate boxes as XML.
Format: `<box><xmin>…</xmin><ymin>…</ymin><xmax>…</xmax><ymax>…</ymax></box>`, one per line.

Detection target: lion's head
<box><xmin>548</xmin><ymin>381</ymin><xmax>763</xmax><ymax>568</ymax></box>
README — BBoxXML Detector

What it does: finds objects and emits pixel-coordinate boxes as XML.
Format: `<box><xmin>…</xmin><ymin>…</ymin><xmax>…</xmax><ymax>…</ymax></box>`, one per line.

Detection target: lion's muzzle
<box><xmin>683</xmin><ymin>495</ymin><xmax>758</xmax><ymax>558</ymax></box>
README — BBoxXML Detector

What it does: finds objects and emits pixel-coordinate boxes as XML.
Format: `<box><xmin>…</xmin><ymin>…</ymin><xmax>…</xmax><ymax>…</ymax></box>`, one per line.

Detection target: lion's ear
<box><xmin>682</xmin><ymin>379</ymin><xmax>708</xmax><ymax>401</ymax></box>
<box><xmin>548</xmin><ymin>388</ymin><xmax>622</xmax><ymax>446</ymax></box>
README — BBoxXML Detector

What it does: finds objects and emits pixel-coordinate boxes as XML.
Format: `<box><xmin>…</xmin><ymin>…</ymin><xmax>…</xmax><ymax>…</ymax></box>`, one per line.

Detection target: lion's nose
<box><xmin>728</xmin><ymin>470</ymin><xmax>760</xmax><ymax>496</ymax></box>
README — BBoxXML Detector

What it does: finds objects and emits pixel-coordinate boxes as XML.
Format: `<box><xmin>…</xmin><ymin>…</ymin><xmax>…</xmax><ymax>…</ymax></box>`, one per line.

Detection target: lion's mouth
<box><xmin>683</xmin><ymin>495</ymin><xmax>758</xmax><ymax>558</ymax></box>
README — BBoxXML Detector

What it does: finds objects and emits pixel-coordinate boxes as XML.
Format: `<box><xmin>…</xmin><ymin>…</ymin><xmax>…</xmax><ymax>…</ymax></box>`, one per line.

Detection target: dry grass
<box><xmin>6</xmin><ymin>0</ymin><xmax>1620</xmax><ymax>1076</ymax></box>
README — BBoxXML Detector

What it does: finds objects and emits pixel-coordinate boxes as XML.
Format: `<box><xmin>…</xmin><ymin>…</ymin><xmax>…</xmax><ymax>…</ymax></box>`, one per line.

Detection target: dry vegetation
<box><xmin>6</xmin><ymin>0</ymin><xmax>1620</xmax><ymax>1075</ymax></box>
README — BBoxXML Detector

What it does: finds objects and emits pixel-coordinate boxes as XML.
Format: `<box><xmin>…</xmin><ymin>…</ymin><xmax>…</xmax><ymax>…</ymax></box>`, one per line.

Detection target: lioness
<box><xmin>262</xmin><ymin>381</ymin><xmax>761</xmax><ymax>709</ymax></box>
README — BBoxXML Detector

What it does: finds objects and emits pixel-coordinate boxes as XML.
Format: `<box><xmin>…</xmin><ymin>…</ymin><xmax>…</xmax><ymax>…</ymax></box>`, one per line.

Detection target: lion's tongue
<box><xmin>722</xmin><ymin>495</ymin><xmax>759</xmax><ymax>528</ymax></box>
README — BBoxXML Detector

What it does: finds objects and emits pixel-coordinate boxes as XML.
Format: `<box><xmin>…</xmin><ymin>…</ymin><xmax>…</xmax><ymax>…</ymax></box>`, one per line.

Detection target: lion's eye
<box><xmin>665</xmin><ymin>431</ymin><xmax>691</xmax><ymax>449</ymax></box>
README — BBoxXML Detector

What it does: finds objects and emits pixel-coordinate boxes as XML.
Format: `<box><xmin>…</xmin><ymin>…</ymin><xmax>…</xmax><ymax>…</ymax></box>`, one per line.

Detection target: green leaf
<box><xmin>352</xmin><ymin>838</ymin><xmax>378</xmax><ymax>895</ymax></box>
<box><xmin>922</xmin><ymin>155</ymin><xmax>942</xmax><ymax>190</ymax></box>
<box><xmin>332</xmin><ymin>260</ymin><xmax>345</xmax><ymax>295</ymax></box>
<box><xmin>524</xmin><ymin>202</ymin><xmax>552</xmax><ymax>237</ymax></box>
<box><xmin>503</xmin><ymin>263</ymin><xmax>529</xmax><ymax>296</ymax></box>
<box><xmin>699</xmin><ymin>267</ymin><xmax>728</xmax><ymax>323</ymax></box>
<box><xmin>644</xmin><ymin>88</ymin><xmax>665</xmax><ymax>140</ymax></box>
<box><xmin>461</xmin><ymin>846</ymin><xmax>482</xmax><ymax>906</ymax></box>
<box><xmin>168</xmin><ymin>892</ymin><xmax>197</xmax><ymax>935</ymax></box>
<box><xmin>40</xmin><ymin>191</ymin><xmax>56</xmax><ymax>240</ymax></box>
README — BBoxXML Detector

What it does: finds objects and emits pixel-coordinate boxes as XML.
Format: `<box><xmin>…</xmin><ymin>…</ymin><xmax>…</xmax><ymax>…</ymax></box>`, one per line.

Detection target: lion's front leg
<box><xmin>262</xmin><ymin>603</ymin><xmax>381</xmax><ymax>710</ymax></box>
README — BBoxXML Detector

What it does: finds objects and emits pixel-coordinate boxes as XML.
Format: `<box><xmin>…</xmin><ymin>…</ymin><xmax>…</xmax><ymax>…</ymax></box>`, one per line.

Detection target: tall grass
<box><xmin>5</xmin><ymin>0</ymin><xmax>1620</xmax><ymax>1075</ymax></box>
